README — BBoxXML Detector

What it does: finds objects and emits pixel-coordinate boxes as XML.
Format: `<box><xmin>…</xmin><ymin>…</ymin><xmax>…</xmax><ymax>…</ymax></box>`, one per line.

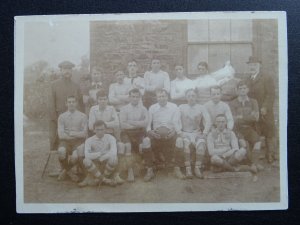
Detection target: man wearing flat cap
<box><xmin>246</xmin><ymin>56</ymin><xmax>277</xmax><ymax>163</ymax></box>
<box><xmin>48</xmin><ymin>61</ymin><xmax>83</xmax><ymax>152</ymax></box>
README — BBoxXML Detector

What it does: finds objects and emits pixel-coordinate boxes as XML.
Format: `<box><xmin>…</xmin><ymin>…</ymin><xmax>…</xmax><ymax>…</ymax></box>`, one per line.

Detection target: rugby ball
<box><xmin>155</xmin><ymin>126</ymin><xmax>170</xmax><ymax>138</ymax></box>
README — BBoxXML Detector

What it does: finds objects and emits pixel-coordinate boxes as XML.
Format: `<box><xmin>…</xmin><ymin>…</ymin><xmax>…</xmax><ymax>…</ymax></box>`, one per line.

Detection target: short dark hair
<box><xmin>185</xmin><ymin>88</ymin><xmax>197</xmax><ymax>96</ymax></box>
<box><xmin>129</xmin><ymin>88</ymin><xmax>141</xmax><ymax>96</ymax></box>
<box><xmin>66</xmin><ymin>95</ymin><xmax>77</xmax><ymax>101</ymax></box>
<box><xmin>93</xmin><ymin>120</ymin><xmax>107</xmax><ymax>129</ymax></box>
<box><xmin>237</xmin><ymin>80</ymin><xmax>249</xmax><ymax>88</ymax></box>
<box><xmin>155</xmin><ymin>88</ymin><xmax>168</xmax><ymax>96</ymax></box>
<box><xmin>96</xmin><ymin>90</ymin><xmax>107</xmax><ymax>99</ymax></box>
<box><xmin>210</xmin><ymin>85</ymin><xmax>222</xmax><ymax>94</ymax></box>
<box><xmin>215</xmin><ymin>114</ymin><xmax>227</xmax><ymax>121</ymax></box>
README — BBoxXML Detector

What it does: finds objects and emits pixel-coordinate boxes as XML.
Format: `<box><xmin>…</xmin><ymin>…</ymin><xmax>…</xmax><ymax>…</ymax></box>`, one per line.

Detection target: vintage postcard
<box><xmin>14</xmin><ymin>11</ymin><xmax>288</xmax><ymax>213</ymax></box>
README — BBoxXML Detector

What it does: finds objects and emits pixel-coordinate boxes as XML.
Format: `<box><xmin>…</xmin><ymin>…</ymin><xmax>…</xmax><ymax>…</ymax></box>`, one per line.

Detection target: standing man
<box><xmin>109</xmin><ymin>70</ymin><xmax>132</xmax><ymax>111</ymax></box>
<box><xmin>246</xmin><ymin>56</ymin><xmax>276</xmax><ymax>163</ymax></box>
<box><xmin>143</xmin><ymin>58</ymin><xmax>171</xmax><ymax>108</ymax></box>
<box><xmin>119</xmin><ymin>88</ymin><xmax>149</xmax><ymax>182</ymax></box>
<box><xmin>57</xmin><ymin>96</ymin><xmax>87</xmax><ymax>181</ymax></box>
<box><xmin>170</xmin><ymin>64</ymin><xmax>195</xmax><ymax>105</ymax></box>
<box><xmin>89</xmin><ymin>90</ymin><xmax>119</xmax><ymax>137</ymax></box>
<box><xmin>204</xmin><ymin>86</ymin><xmax>234</xmax><ymax>130</ymax></box>
<box><xmin>48</xmin><ymin>61</ymin><xmax>82</xmax><ymax>152</ymax></box>
<box><xmin>143</xmin><ymin>88</ymin><xmax>184</xmax><ymax>181</ymax></box>
<box><xmin>124</xmin><ymin>60</ymin><xmax>145</xmax><ymax>95</ymax></box>
<box><xmin>177</xmin><ymin>89</ymin><xmax>211</xmax><ymax>178</ymax></box>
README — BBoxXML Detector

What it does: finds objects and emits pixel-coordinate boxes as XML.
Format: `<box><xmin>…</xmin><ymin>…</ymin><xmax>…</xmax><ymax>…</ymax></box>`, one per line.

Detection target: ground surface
<box><xmin>23</xmin><ymin>119</ymin><xmax>280</xmax><ymax>203</ymax></box>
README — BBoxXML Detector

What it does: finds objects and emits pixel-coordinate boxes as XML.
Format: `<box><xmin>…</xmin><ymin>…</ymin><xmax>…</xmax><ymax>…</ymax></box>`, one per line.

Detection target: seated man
<box><xmin>79</xmin><ymin>120</ymin><xmax>118</xmax><ymax>187</ymax></box>
<box><xmin>119</xmin><ymin>88</ymin><xmax>149</xmax><ymax>182</ymax></box>
<box><xmin>170</xmin><ymin>64</ymin><xmax>194</xmax><ymax>105</ymax></box>
<box><xmin>207</xmin><ymin>114</ymin><xmax>247</xmax><ymax>171</ymax></box>
<box><xmin>143</xmin><ymin>88</ymin><xmax>184</xmax><ymax>181</ymax></box>
<box><xmin>177</xmin><ymin>89</ymin><xmax>211</xmax><ymax>179</ymax></box>
<box><xmin>143</xmin><ymin>58</ymin><xmax>171</xmax><ymax>108</ymax></box>
<box><xmin>108</xmin><ymin>70</ymin><xmax>131</xmax><ymax>111</ymax></box>
<box><xmin>230</xmin><ymin>80</ymin><xmax>262</xmax><ymax>169</ymax></box>
<box><xmin>204</xmin><ymin>86</ymin><xmax>234</xmax><ymax>130</ymax></box>
<box><xmin>57</xmin><ymin>95</ymin><xmax>88</xmax><ymax>182</ymax></box>
<box><xmin>89</xmin><ymin>90</ymin><xmax>119</xmax><ymax>137</ymax></box>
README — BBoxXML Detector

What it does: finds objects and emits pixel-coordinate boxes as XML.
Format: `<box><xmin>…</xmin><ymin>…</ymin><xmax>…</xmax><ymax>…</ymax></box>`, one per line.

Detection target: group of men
<box><xmin>48</xmin><ymin>56</ymin><xmax>276</xmax><ymax>187</ymax></box>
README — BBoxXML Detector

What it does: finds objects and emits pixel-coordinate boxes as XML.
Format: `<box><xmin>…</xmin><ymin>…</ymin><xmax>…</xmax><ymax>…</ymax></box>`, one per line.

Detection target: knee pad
<box><xmin>124</xmin><ymin>143</ymin><xmax>132</xmax><ymax>155</ymax></box>
<box><xmin>83</xmin><ymin>158</ymin><xmax>92</xmax><ymax>168</ymax></box>
<box><xmin>175</xmin><ymin>137</ymin><xmax>184</xmax><ymax>149</ymax></box>
<box><xmin>69</xmin><ymin>151</ymin><xmax>78</xmax><ymax>164</ymax></box>
<box><xmin>195</xmin><ymin>141</ymin><xmax>206</xmax><ymax>155</ymax></box>
<box><xmin>117</xmin><ymin>142</ymin><xmax>125</xmax><ymax>155</ymax></box>
<box><xmin>58</xmin><ymin>147</ymin><xmax>67</xmax><ymax>160</ymax></box>
<box><xmin>141</xmin><ymin>137</ymin><xmax>151</xmax><ymax>149</ymax></box>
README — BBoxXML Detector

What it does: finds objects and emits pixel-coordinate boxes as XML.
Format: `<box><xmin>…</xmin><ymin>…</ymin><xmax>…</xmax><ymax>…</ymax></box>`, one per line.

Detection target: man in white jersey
<box><xmin>170</xmin><ymin>64</ymin><xmax>194</xmax><ymax>105</ymax></box>
<box><xmin>124</xmin><ymin>60</ymin><xmax>145</xmax><ymax>95</ymax></box>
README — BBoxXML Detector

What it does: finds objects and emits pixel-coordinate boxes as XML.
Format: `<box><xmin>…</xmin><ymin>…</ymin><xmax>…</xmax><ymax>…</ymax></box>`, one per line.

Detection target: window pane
<box><xmin>209</xmin><ymin>20</ymin><xmax>230</xmax><ymax>42</ymax></box>
<box><xmin>187</xmin><ymin>20</ymin><xmax>208</xmax><ymax>42</ymax></box>
<box><xmin>230</xmin><ymin>44</ymin><xmax>252</xmax><ymax>77</ymax></box>
<box><xmin>208</xmin><ymin>44</ymin><xmax>231</xmax><ymax>72</ymax></box>
<box><xmin>187</xmin><ymin>45</ymin><xmax>208</xmax><ymax>76</ymax></box>
<box><xmin>231</xmin><ymin>20</ymin><xmax>253</xmax><ymax>42</ymax></box>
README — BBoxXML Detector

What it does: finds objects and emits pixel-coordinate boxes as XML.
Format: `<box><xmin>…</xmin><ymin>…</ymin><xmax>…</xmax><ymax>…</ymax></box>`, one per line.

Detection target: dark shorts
<box><xmin>236</xmin><ymin>126</ymin><xmax>260</xmax><ymax>147</ymax></box>
<box><xmin>59</xmin><ymin>139</ymin><xmax>85</xmax><ymax>155</ymax></box>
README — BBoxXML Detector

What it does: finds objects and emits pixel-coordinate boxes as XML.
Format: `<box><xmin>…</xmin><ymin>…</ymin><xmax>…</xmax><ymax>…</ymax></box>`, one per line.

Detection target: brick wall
<box><xmin>90</xmin><ymin>20</ymin><xmax>187</xmax><ymax>87</ymax></box>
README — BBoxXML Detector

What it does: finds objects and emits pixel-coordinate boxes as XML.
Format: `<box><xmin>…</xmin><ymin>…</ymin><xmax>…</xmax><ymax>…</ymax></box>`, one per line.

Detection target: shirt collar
<box><xmin>237</xmin><ymin>96</ymin><xmax>250</xmax><ymax>103</ymax></box>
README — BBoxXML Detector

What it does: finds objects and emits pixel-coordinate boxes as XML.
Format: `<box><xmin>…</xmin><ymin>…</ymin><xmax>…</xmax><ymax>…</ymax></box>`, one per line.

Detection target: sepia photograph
<box><xmin>14</xmin><ymin>11</ymin><xmax>288</xmax><ymax>212</ymax></box>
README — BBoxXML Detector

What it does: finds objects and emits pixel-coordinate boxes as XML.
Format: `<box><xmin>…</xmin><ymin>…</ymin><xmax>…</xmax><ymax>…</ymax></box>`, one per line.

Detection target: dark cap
<box><xmin>246</xmin><ymin>56</ymin><xmax>261</xmax><ymax>64</ymax></box>
<box><xmin>58</xmin><ymin>61</ymin><xmax>75</xmax><ymax>69</ymax></box>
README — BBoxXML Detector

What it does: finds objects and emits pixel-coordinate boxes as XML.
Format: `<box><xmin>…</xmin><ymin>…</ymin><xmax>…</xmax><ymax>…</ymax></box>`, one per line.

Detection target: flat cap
<box><xmin>58</xmin><ymin>61</ymin><xmax>75</xmax><ymax>69</ymax></box>
<box><xmin>246</xmin><ymin>56</ymin><xmax>261</xmax><ymax>64</ymax></box>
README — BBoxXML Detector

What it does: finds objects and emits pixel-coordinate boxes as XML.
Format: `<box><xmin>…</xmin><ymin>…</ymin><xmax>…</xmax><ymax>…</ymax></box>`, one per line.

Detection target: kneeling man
<box><xmin>207</xmin><ymin>114</ymin><xmax>247</xmax><ymax>171</ymax></box>
<box><xmin>79</xmin><ymin>120</ymin><xmax>118</xmax><ymax>187</ymax></box>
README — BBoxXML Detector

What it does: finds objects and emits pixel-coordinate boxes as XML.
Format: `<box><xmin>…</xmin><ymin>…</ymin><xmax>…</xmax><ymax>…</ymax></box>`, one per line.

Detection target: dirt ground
<box><xmin>23</xmin><ymin>119</ymin><xmax>280</xmax><ymax>203</ymax></box>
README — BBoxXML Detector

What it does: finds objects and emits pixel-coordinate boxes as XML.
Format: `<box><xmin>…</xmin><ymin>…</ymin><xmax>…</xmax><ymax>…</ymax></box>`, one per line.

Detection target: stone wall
<box><xmin>90</xmin><ymin>20</ymin><xmax>187</xmax><ymax>87</ymax></box>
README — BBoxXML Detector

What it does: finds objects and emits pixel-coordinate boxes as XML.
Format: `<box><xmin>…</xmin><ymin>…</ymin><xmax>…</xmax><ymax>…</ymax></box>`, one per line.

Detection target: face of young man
<box><xmin>116</xmin><ymin>71</ymin><xmax>125</xmax><ymax>84</ymax></box>
<box><xmin>66</xmin><ymin>97</ymin><xmax>77</xmax><ymax>112</ymax></box>
<box><xmin>61</xmin><ymin>67</ymin><xmax>72</xmax><ymax>79</ymax></box>
<box><xmin>151</xmin><ymin>59</ymin><xmax>161</xmax><ymax>73</ymax></box>
<box><xmin>156</xmin><ymin>91</ymin><xmax>168</xmax><ymax>107</ymax></box>
<box><xmin>128</xmin><ymin>61</ymin><xmax>138</xmax><ymax>76</ymax></box>
<box><xmin>197</xmin><ymin>64</ymin><xmax>207</xmax><ymax>75</ymax></box>
<box><xmin>186</xmin><ymin>90</ymin><xmax>197</xmax><ymax>106</ymax></box>
<box><xmin>248</xmin><ymin>62</ymin><xmax>260</xmax><ymax>75</ymax></box>
<box><xmin>94</xmin><ymin>125</ymin><xmax>106</xmax><ymax>138</ymax></box>
<box><xmin>91</xmin><ymin>68</ymin><xmax>102</xmax><ymax>82</ymax></box>
<box><xmin>211</xmin><ymin>88</ymin><xmax>222</xmax><ymax>104</ymax></box>
<box><xmin>130</xmin><ymin>92</ymin><xmax>140</xmax><ymax>106</ymax></box>
<box><xmin>237</xmin><ymin>85</ymin><xmax>249</xmax><ymax>97</ymax></box>
<box><xmin>97</xmin><ymin>96</ymin><xmax>108</xmax><ymax>109</ymax></box>
<box><xmin>215</xmin><ymin>116</ymin><xmax>227</xmax><ymax>131</ymax></box>
<box><xmin>175</xmin><ymin>65</ymin><xmax>184</xmax><ymax>79</ymax></box>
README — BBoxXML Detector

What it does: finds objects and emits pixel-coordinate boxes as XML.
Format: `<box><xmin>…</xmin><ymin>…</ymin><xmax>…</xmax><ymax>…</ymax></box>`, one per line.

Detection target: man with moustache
<box><xmin>246</xmin><ymin>56</ymin><xmax>277</xmax><ymax>163</ymax></box>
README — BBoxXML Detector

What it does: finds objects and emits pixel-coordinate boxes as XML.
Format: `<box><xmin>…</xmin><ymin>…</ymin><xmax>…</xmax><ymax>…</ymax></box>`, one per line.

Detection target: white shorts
<box><xmin>181</xmin><ymin>131</ymin><xmax>206</xmax><ymax>146</ymax></box>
